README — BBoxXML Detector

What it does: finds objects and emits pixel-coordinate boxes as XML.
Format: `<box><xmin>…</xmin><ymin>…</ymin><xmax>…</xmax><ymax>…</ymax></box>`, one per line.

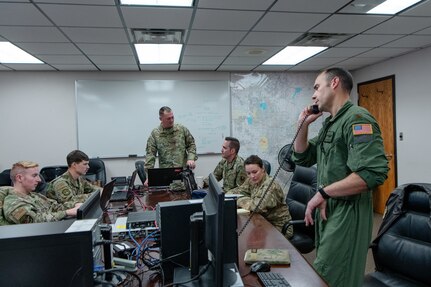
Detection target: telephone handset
<box><xmin>311</xmin><ymin>104</ymin><xmax>320</xmax><ymax>114</ymax></box>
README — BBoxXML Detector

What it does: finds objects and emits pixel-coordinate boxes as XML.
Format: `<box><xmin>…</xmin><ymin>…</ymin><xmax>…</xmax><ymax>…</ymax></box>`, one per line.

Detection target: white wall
<box><xmin>0</xmin><ymin>71</ymin><xmax>227</xmax><ymax>181</ymax></box>
<box><xmin>352</xmin><ymin>46</ymin><xmax>431</xmax><ymax>184</ymax></box>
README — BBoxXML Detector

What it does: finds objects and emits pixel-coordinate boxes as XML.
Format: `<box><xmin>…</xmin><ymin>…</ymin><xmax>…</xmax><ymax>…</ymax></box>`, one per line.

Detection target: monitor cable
<box><xmin>238</xmin><ymin>113</ymin><xmax>311</xmax><ymax>236</ymax></box>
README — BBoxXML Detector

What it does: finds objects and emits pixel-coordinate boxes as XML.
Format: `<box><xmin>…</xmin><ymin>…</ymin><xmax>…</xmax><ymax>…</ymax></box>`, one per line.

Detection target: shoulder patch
<box><xmin>352</xmin><ymin>124</ymin><xmax>373</xmax><ymax>135</ymax></box>
<box><xmin>12</xmin><ymin>207</ymin><xmax>27</xmax><ymax>221</ymax></box>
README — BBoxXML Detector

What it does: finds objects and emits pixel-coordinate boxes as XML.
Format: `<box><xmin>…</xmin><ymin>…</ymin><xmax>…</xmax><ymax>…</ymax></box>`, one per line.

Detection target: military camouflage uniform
<box><xmin>145</xmin><ymin>123</ymin><xmax>197</xmax><ymax>170</ymax></box>
<box><xmin>229</xmin><ymin>173</ymin><xmax>293</xmax><ymax>239</ymax></box>
<box><xmin>0</xmin><ymin>186</ymin><xmax>13</xmax><ymax>226</ymax></box>
<box><xmin>46</xmin><ymin>171</ymin><xmax>98</xmax><ymax>205</ymax></box>
<box><xmin>2</xmin><ymin>187</ymin><xmax>69</xmax><ymax>224</ymax></box>
<box><xmin>203</xmin><ymin>155</ymin><xmax>247</xmax><ymax>192</ymax></box>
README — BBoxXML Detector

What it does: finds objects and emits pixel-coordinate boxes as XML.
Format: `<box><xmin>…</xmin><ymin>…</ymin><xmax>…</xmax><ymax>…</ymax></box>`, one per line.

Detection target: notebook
<box><xmin>110</xmin><ymin>170</ymin><xmax>137</xmax><ymax>202</ymax></box>
<box><xmin>244</xmin><ymin>249</ymin><xmax>291</xmax><ymax>265</ymax></box>
<box><xmin>99</xmin><ymin>179</ymin><xmax>117</xmax><ymax>211</ymax></box>
<box><xmin>147</xmin><ymin>167</ymin><xmax>183</xmax><ymax>189</ymax></box>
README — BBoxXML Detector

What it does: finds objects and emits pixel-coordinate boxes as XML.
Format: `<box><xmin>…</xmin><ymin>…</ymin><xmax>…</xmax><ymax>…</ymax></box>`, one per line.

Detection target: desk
<box><xmin>110</xmin><ymin>190</ymin><xmax>327</xmax><ymax>287</ymax></box>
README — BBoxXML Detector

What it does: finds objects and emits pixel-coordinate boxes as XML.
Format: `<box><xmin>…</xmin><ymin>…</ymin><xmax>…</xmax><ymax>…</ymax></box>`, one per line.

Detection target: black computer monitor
<box><xmin>173</xmin><ymin>173</ymin><xmax>239</xmax><ymax>286</ymax></box>
<box><xmin>0</xmin><ymin>220</ymin><xmax>94</xmax><ymax>287</ymax></box>
<box><xmin>77</xmin><ymin>189</ymin><xmax>101</xmax><ymax>220</ymax></box>
<box><xmin>203</xmin><ymin>173</ymin><xmax>239</xmax><ymax>287</ymax></box>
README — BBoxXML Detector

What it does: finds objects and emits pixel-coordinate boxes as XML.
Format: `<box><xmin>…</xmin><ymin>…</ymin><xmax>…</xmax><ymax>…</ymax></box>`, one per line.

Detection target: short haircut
<box><xmin>10</xmin><ymin>161</ymin><xmax>39</xmax><ymax>183</ymax></box>
<box><xmin>225</xmin><ymin>136</ymin><xmax>240</xmax><ymax>153</ymax></box>
<box><xmin>321</xmin><ymin>67</ymin><xmax>353</xmax><ymax>93</ymax></box>
<box><xmin>66</xmin><ymin>150</ymin><xmax>89</xmax><ymax>167</ymax></box>
<box><xmin>244</xmin><ymin>155</ymin><xmax>263</xmax><ymax>169</ymax></box>
<box><xmin>159</xmin><ymin>106</ymin><xmax>172</xmax><ymax>117</ymax></box>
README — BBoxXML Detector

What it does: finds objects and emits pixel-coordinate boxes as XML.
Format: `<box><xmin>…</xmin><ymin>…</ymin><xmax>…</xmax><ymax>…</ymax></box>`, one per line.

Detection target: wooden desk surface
<box><xmin>111</xmin><ymin>190</ymin><xmax>327</xmax><ymax>287</ymax></box>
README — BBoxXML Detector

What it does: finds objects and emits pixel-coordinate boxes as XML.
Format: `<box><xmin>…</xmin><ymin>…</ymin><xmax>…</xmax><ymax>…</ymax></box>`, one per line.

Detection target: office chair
<box><xmin>363</xmin><ymin>183</ymin><xmax>431</xmax><ymax>287</ymax></box>
<box><xmin>40</xmin><ymin>165</ymin><xmax>68</xmax><ymax>183</ymax></box>
<box><xmin>262</xmin><ymin>159</ymin><xmax>271</xmax><ymax>175</ymax></box>
<box><xmin>85</xmin><ymin>158</ymin><xmax>106</xmax><ymax>186</ymax></box>
<box><xmin>283</xmin><ymin>165</ymin><xmax>317</xmax><ymax>254</ymax></box>
<box><xmin>135</xmin><ymin>160</ymin><xmax>146</xmax><ymax>184</ymax></box>
<box><xmin>0</xmin><ymin>169</ymin><xmax>12</xmax><ymax>186</ymax></box>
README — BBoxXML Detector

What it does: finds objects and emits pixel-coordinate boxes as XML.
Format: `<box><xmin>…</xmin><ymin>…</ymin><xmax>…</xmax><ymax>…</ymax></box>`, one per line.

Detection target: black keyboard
<box><xmin>257</xmin><ymin>272</ymin><xmax>291</xmax><ymax>287</ymax></box>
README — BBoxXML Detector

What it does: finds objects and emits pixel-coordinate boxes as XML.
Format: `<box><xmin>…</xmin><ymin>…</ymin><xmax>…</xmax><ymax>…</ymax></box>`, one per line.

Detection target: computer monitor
<box><xmin>202</xmin><ymin>173</ymin><xmax>239</xmax><ymax>287</ymax></box>
<box><xmin>173</xmin><ymin>173</ymin><xmax>239</xmax><ymax>286</ymax></box>
<box><xmin>147</xmin><ymin>167</ymin><xmax>183</xmax><ymax>187</ymax></box>
<box><xmin>0</xmin><ymin>220</ymin><xmax>94</xmax><ymax>287</ymax></box>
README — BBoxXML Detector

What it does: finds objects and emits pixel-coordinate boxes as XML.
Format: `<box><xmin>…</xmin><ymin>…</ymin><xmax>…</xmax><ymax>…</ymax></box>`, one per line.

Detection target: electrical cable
<box><xmin>238</xmin><ymin>114</ymin><xmax>310</xmax><ymax>236</ymax></box>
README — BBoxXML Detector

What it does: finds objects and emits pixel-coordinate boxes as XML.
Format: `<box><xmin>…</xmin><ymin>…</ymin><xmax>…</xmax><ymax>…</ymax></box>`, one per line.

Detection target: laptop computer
<box><xmin>110</xmin><ymin>170</ymin><xmax>137</xmax><ymax>202</ymax></box>
<box><xmin>99</xmin><ymin>179</ymin><xmax>116</xmax><ymax>212</ymax></box>
<box><xmin>147</xmin><ymin>167</ymin><xmax>183</xmax><ymax>189</ymax></box>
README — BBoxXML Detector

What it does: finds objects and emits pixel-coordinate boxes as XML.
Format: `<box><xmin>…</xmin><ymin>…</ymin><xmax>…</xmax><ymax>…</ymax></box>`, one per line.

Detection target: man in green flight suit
<box><xmin>292</xmin><ymin>67</ymin><xmax>388</xmax><ymax>287</ymax></box>
<box><xmin>203</xmin><ymin>137</ymin><xmax>247</xmax><ymax>192</ymax></box>
<box><xmin>144</xmin><ymin>106</ymin><xmax>197</xmax><ymax>186</ymax></box>
<box><xmin>3</xmin><ymin>161</ymin><xmax>81</xmax><ymax>224</ymax></box>
<box><xmin>46</xmin><ymin>150</ymin><xmax>100</xmax><ymax>205</ymax></box>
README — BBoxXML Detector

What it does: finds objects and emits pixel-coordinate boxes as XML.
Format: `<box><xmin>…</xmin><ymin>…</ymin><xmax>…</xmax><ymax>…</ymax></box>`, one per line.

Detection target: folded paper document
<box><xmin>244</xmin><ymin>249</ymin><xmax>290</xmax><ymax>265</ymax></box>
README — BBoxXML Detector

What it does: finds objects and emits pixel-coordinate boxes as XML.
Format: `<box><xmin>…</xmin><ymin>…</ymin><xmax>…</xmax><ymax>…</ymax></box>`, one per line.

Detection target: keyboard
<box><xmin>257</xmin><ymin>272</ymin><xmax>291</xmax><ymax>287</ymax></box>
<box><xmin>110</xmin><ymin>191</ymin><xmax>129</xmax><ymax>202</ymax></box>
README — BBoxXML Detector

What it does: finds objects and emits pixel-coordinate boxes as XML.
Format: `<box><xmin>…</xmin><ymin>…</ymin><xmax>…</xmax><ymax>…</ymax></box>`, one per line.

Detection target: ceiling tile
<box><xmin>61</xmin><ymin>27</ymin><xmax>129</xmax><ymax>43</ymax></box>
<box><xmin>88</xmin><ymin>55</ymin><xmax>137</xmax><ymax>65</ymax></box>
<box><xmin>366</xmin><ymin>16</ymin><xmax>431</xmax><ymax>34</ymax></box>
<box><xmin>254</xmin><ymin>65</ymin><xmax>290</xmax><ymax>71</ymax></box>
<box><xmin>140</xmin><ymin>64</ymin><xmax>179</xmax><ymax>71</ymax></box>
<box><xmin>34</xmin><ymin>0</ymin><xmax>115</xmax><ymax>4</ymax></box>
<box><xmin>187</xmin><ymin>30</ymin><xmax>247</xmax><ymax>45</ymax></box>
<box><xmin>223</xmin><ymin>56</ymin><xmax>268</xmax><ymax>65</ymax></box>
<box><xmin>193</xmin><ymin>9</ymin><xmax>264</xmax><ymax>30</ymax></box>
<box><xmin>183</xmin><ymin>45</ymin><xmax>234</xmax><ymax>56</ymax></box>
<box><xmin>51</xmin><ymin>64</ymin><xmax>98</xmax><ymax>70</ymax></box>
<box><xmin>338</xmin><ymin>34</ymin><xmax>403</xmax><ymax>48</ymax></box>
<box><xmin>416</xmin><ymin>26</ymin><xmax>431</xmax><ymax>35</ymax></box>
<box><xmin>311</xmin><ymin>14</ymin><xmax>389</xmax><ymax>34</ymax></box>
<box><xmin>181</xmin><ymin>56</ymin><xmax>225</xmax><ymax>65</ymax></box>
<box><xmin>300</xmin><ymin>56</ymin><xmax>345</xmax><ymax>66</ymax></box>
<box><xmin>319</xmin><ymin>47</ymin><xmax>371</xmax><ymax>57</ymax></box>
<box><xmin>229</xmin><ymin>46</ymin><xmax>281</xmax><ymax>57</ymax></box>
<box><xmin>255</xmin><ymin>12</ymin><xmax>329</xmax><ymax>32</ymax></box>
<box><xmin>180</xmin><ymin>64</ymin><xmax>219</xmax><ymax>70</ymax></box>
<box><xmin>38</xmin><ymin>4</ymin><xmax>122</xmax><ymax>27</ymax></box>
<box><xmin>241</xmin><ymin>32</ymin><xmax>302</xmax><ymax>46</ymax></box>
<box><xmin>357</xmin><ymin>47</ymin><xmax>415</xmax><ymax>58</ymax></box>
<box><xmin>217</xmin><ymin>65</ymin><xmax>257</xmax><ymax>71</ymax></box>
<box><xmin>0</xmin><ymin>3</ymin><xmax>51</xmax><ymax>26</ymax></box>
<box><xmin>77</xmin><ymin>43</ymin><xmax>133</xmax><ymax>55</ymax></box>
<box><xmin>0</xmin><ymin>65</ymin><xmax>12</xmax><ymax>71</ymax></box>
<box><xmin>98</xmin><ymin>64</ymin><xmax>139</xmax><ymax>71</ymax></box>
<box><xmin>15</xmin><ymin>42</ymin><xmax>81</xmax><ymax>54</ymax></box>
<box><xmin>272</xmin><ymin>0</ymin><xmax>349</xmax><ymax>13</ymax></box>
<box><xmin>3</xmin><ymin>64</ymin><xmax>56</xmax><ymax>70</ymax></box>
<box><xmin>400</xmin><ymin>0</ymin><xmax>431</xmax><ymax>16</ymax></box>
<box><xmin>121</xmin><ymin>6</ymin><xmax>193</xmax><ymax>29</ymax></box>
<box><xmin>36</xmin><ymin>54</ymin><xmax>92</xmax><ymax>64</ymax></box>
<box><xmin>0</xmin><ymin>26</ymin><xmax>68</xmax><ymax>42</ymax></box>
<box><xmin>382</xmin><ymin>35</ymin><xmax>431</xmax><ymax>48</ymax></box>
<box><xmin>197</xmin><ymin>0</ymin><xmax>273</xmax><ymax>10</ymax></box>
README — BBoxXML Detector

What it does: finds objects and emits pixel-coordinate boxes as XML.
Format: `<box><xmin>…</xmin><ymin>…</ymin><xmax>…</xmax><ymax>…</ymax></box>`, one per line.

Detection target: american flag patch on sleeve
<box><xmin>352</xmin><ymin>124</ymin><xmax>373</xmax><ymax>135</ymax></box>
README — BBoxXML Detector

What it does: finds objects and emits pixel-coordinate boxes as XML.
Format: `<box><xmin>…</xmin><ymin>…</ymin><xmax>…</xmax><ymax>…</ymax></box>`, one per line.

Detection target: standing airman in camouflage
<box><xmin>203</xmin><ymin>137</ymin><xmax>247</xmax><ymax>192</ymax></box>
<box><xmin>144</xmin><ymin>106</ymin><xmax>197</xmax><ymax>186</ymax></box>
<box><xmin>2</xmin><ymin>161</ymin><xmax>81</xmax><ymax>224</ymax></box>
<box><xmin>228</xmin><ymin>155</ymin><xmax>293</xmax><ymax>239</ymax></box>
<box><xmin>46</xmin><ymin>150</ymin><xmax>99</xmax><ymax>204</ymax></box>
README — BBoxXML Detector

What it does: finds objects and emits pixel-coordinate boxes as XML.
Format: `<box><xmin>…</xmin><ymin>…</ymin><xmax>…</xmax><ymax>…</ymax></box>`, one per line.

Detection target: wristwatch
<box><xmin>318</xmin><ymin>187</ymin><xmax>331</xmax><ymax>200</ymax></box>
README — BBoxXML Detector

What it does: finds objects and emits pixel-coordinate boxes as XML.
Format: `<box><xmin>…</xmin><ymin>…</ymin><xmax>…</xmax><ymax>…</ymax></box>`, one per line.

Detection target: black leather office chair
<box><xmin>85</xmin><ymin>158</ymin><xmax>106</xmax><ymax>186</ymax></box>
<box><xmin>283</xmin><ymin>165</ymin><xmax>317</xmax><ymax>254</ymax></box>
<box><xmin>262</xmin><ymin>159</ymin><xmax>271</xmax><ymax>175</ymax></box>
<box><xmin>0</xmin><ymin>169</ymin><xmax>12</xmax><ymax>186</ymax></box>
<box><xmin>135</xmin><ymin>160</ymin><xmax>146</xmax><ymax>184</ymax></box>
<box><xmin>40</xmin><ymin>165</ymin><xmax>68</xmax><ymax>183</ymax></box>
<box><xmin>363</xmin><ymin>183</ymin><xmax>431</xmax><ymax>287</ymax></box>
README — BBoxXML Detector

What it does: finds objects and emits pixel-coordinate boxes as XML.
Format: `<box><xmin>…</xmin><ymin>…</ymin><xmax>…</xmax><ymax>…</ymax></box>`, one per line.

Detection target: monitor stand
<box><xmin>173</xmin><ymin>263</ymin><xmax>244</xmax><ymax>287</ymax></box>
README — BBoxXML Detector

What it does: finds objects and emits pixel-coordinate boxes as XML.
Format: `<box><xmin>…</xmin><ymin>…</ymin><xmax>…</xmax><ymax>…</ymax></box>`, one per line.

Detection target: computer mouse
<box><xmin>250</xmin><ymin>261</ymin><xmax>271</xmax><ymax>273</ymax></box>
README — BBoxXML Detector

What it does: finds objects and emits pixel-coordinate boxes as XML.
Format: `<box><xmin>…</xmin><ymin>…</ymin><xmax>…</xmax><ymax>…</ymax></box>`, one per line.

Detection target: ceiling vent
<box><xmin>132</xmin><ymin>29</ymin><xmax>183</xmax><ymax>44</ymax></box>
<box><xmin>291</xmin><ymin>33</ymin><xmax>352</xmax><ymax>47</ymax></box>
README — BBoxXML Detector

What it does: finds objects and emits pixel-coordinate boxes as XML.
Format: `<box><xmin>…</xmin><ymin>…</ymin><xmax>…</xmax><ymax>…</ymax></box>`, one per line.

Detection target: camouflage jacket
<box><xmin>229</xmin><ymin>173</ymin><xmax>293</xmax><ymax>238</ymax></box>
<box><xmin>3</xmin><ymin>187</ymin><xmax>68</xmax><ymax>224</ymax></box>
<box><xmin>145</xmin><ymin>123</ymin><xmax>197</xmax><ymax>170</ymax></box>
<box><xmin>46</xmin><ymin>171</ymin><xmax>97</xmax><ymax>205</ymax></box>
<box><xmin>203</xmin><ymin>155</ymin><xmax>247</xmax><ymax>192</ymax></box>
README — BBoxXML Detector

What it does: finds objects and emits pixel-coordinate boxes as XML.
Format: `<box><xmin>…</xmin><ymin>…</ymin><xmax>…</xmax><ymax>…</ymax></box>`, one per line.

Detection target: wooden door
<box><xmin>358</xmin><ymin>76</ymin><xmax>397</xmax><ymax>214</ymax></box>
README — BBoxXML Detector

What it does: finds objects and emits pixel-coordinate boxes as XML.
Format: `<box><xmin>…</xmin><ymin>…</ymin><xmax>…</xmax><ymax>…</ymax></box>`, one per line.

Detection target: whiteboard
<box><xmin>76</xmin><ymin>80</ymin><xmax>230</xmax><ymax>158</ymax></box>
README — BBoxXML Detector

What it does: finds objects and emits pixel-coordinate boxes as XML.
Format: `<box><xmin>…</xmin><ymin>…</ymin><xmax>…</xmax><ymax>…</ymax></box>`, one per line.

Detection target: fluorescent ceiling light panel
<box><xmin>263</xmin><ymin>46</ymin><xmax>327</xmax><ymax>65</ymax></box>
<box><xmin>135</xmin><ymin>43</ymin><xmax>182</xmax><ymax>64</ymax></box>
<box><xmin>0</xmin><ymin>42</ymin><xmax>43</xmax><ymax>64</ymax></box>
<box><xmin>367</xmin><ymin>0</ymin><xmax>422</xmax><ymax>14</ymax></box>
<box><xmin>120</xmin><ymin>0</ymin><xmax>193</xmax><ymax>6</ymax></box>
